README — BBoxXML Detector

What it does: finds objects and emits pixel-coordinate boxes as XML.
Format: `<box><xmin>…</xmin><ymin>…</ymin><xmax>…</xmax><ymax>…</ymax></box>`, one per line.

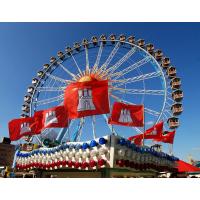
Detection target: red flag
<box><xmin>8</xmin><ymin>117</ymin><xmax>39</xmax><ymax>141</ymax></box>
<box><xmin>128</xmin><ymin>133</ymin><xmax>143</xmax><ymax>141</ymax></box>
<box><xmin>128</xmin><ymin>121</ymin><xmax>164</xmax><ymax>141</ymax></box>
<box><xmin>154</xmin><ymin>130</ymin><xmax>176</xmax><ymax>144</ymax></box>
<box><xmin>133</xmin><ymin>136</ymin><xmax>143</xmax><ymax>146</ymax></box>
<box><xmin>108</xmin><ymin>102</ymin><xmax>144</xmax><ymax>127</ymax></box>
<box><xmin>64</xmin><ymin>80</ymin><xmax>110</xmax><ymax>119</ymax></box>
<box><xmin>34</xmin><ymin>105</ymin><xmax>68</xmax><ymax>132</ymax></box>
<box><xmin>143</xmin><ymin>121</ymin><xmax>164</xmax><ymax>139</ymax></box>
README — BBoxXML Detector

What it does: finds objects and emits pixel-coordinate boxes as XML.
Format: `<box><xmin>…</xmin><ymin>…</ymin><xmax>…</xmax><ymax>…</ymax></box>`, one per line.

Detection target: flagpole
<box><xmin>92</xmin><ymin>116</ymin><xmax>96</xmax><ymax>139</ymax></box>
<box><xmin>142</xmin><ymin>104</ymin><xmax>145</xmax><ymax>146</ymax></box>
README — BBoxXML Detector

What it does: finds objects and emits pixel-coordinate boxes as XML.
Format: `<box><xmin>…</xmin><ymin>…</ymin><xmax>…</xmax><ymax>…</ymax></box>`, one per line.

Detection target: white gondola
<box><xmin>170</xmin><ymin>77</ymin><xmax>181</xmax><ymax>90</ymax></box>
<box><xmin>110</xmin><ymin>34</ymin><xmax>116</xmax><ymax>44</ymax></box>
<box><xmin>171</xmin><ymin>103</ymin><xmax>183</xmax><ymax>115</ymax></box>
<box><xmin>74</xmin><ymin>42</ymin><xmax>81</xmax><ymax>51</ymax></box>
<box><xmin>127</xmin><ymin>36</ymin><xmax>135</xmax><ymax>45</ymax></box>
<box><xmin>100</xmin><ymin>34</ymin><xmax>107</xmax><ymax>44</ymax></box>
<box><xmin>167</xmin><ymin>117</ymin><xmax>179</xmax><ymax>129</ymax></box>
<box><xmin>167</xmin><ymin>66</ymin><xmax>176</xmax><ymax>78</ymax></box>
<box><xmin>43</xmin><ymin>64</ymin><xmax>50</xmax><ymax>70</ymax></box>
<box><xmin>65</xmin><ymin>47</ymin><xmax>72</xmax><ymax>55</ymax></box>
<box><xmin>24</xmin><ymin>95</ymin><xmax>31</xmax><ymax>103</ymax></box>
<box><xmin>146</xmin><ymin>43</ymin><xmax>154</xmax><ymax>55</ymax></box>
<box><xmin>37</xmin><ymin>71</ymin><xmax>45</xmax><ymax>78</ymax></box>
<box><xmin>22</xmin><ymin>104</ymin><xmax>30</xmax><ymax>113</ymax></box>
<box><xmin>172</xmin><ymin>90</ymin><xmax>183</xmax><ymax>102</ymax></box>
<box><xmin>119</xmin><ymin>34</ymin><xmax>126</xmax><ymax>44</ymax></box>
<box><xmin>50</xmin><ymin>56</ymin><xmax>57</xmax><ymax>65</ymax></box>
<box><xmin>20</xmin><ymin>114</ymin><xmax>29</xmax><ymax>118</ymax></box>
<box><xmin>137</xmin><ymin>39</ymin><xmax>145</xmax><ymax>48</ymax></box>
<box><xmin>161</xmin><ymin>57</ymin><xmax>170</xmax><ymax>69</ymax></box>
<box><xmin>91</xmin><ymin>36</ymin><xmax>98</xmax><ymax>46</ymax></box>
<box><xmin>154</xmin><ymin>49</ymin><xmax>163</xmax><ymax>61</ymax></box>
<box><xmin>32</xmin><ymin>78</ymin><xmax>40</xmax><ymax>86</ymax></box>
<box><xmin>27</xmin><ymin>86</ymin><xmax>35</xmax><ymax>95</ymax></box>
<box><xmin>57</xmin><ymin>51</ymin><xmax>65</xmax><ymax>60</ymax></box>
<box><xmin>82</xmin><ymin>39</ymin><xmax>89</xmax><ymax>48</ymax></box>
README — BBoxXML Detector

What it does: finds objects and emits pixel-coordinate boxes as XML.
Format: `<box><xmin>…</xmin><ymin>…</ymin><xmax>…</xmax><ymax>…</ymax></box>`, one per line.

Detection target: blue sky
<box><xmin>0</xmin><ymin>22</ymin><xmax>200</xmax><ymax>161</ymax></box>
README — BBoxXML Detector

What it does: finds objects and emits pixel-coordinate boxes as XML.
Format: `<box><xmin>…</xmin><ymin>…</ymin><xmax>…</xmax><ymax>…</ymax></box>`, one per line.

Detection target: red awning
<box><xmin>177</xmin><ymin>160</ymin><xmax>200</xmax><ymax>173</ymax></box>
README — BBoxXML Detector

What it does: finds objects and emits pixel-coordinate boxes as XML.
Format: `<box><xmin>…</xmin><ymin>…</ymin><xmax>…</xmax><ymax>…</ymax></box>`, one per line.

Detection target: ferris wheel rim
<box><xmin>20</xmin><ymin>35</ymin><xmax>182</xmax><ymax>144</ymax></box>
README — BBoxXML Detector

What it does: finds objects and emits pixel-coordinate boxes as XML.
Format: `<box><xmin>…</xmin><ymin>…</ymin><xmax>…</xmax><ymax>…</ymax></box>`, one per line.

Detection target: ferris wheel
<box><xmin>21</xmin><ymin>34</ymin><xmax>183</xmax><ymax>145</ymax></box>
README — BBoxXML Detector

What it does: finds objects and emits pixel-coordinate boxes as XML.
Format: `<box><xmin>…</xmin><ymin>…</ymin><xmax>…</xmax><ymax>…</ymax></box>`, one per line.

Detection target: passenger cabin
<box><xmin>128</xmin><ymin>36</ymin><xmax>135</xmax><ymax>45</ymax></box>
<box><xmin>43</xmin><ymin>64</ymin><xmax>50</xmax><ymax>70</ymax></box>
<box><xmin>65</xmin><ymin>47</ymin><xmax>72</xmax><ymax>55</ymax></box>
<box><xmin>100</xmin><ymin>34</ymin><xmax>107</xmax><ymax>44</ymax></box>
<box><xmin>170</xmin><ymin>77</ymin><xmax>181</xmax><ymax>90</ymax></box>
<box><xmin>32</xmin><ymin>78</ymin><xmax>40</xmax><ymax>86</ymax></box>
<box><xmin>20</xmin><ymin>114</ymin><xmax>29</xmax><ymax>118</ymax></box>
<box><xmin>22</xmin><ymin>104</ymin><xmax>30</xmax><ymax>113</ymax></box>
<box><xmin>119</xmin><ymin>34</ymin><xmax>126</xmax><ymax>44</ymax></box>
<box><xmin>137</xmin><ymin>39</ymin><xmax>145</xmax><ymax>48</ymax></box>
<box><xmin>154</xmin><ymin>49</ymin><xmax>163</xmax><ymax>61</ymax></box>
<box><xmin>161</xmin><ymin>57</ymin><xmax>170</xmax><ymax>69</ymax></box>
<box><xmin>74</xmin><ymin>42</ymin><xmax>81</xmax><ymax>51</ymax></box>
<box><xmin>50</xmin><ymin>57</ymin><xmax>57</xmax><ymax>64</ymax></box>
<box><xmin>167</xmin><ymin>66</ymin><xmax>176</xmax><ymax>78</ymax></box>
<box><xmin>37</xmin><ymin>71</ymin><xmax>45</xmax><ymax>78</ymax></box>
<box><xmin>57</xmin><ymin>51</ymin><xmax>65</xmax><ymax>60</ymax></box>
<box><xmin>172</xmin><ymin>90</ymin><xmax>183</xmax><ymax>102</ymax></box>
<box><xmin>146</xmin><ymin>43</ymin><xmax>154</xmax><ymax>55</ymax></box>
<box><xmin>24</xmin><ymin>95</ymin><xmax>31</xmax><ymax>103</ymax></box>
<box><xmin>91</xmin><ymin>36</ymin><xmax>98</xmax><ymax>45</ymax></box>
<box><xmin>27</xmin><ymin>86</ymin><xmax>34</xmax><ymax>95</ymax></box>
<box><xmin>110</xmin><ymin>34</ymin><xmax>116</xmax><ymax>44</ymax></box>
<box><xmin>167</xmin><ymin>117</ymin><xmax>179</xmax><ymax>129</ymax></box>
<box><xmin>82</xmin><ymin>39</ymin><xmax>89</xmax><ymax>48</ymax></box>
<box><xmin>171</xmin><ymin>103</ymin><xmax>183</xmax><ymax>115</ymax></box>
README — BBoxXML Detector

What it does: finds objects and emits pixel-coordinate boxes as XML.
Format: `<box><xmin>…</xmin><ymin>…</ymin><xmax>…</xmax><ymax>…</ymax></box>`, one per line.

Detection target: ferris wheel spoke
<box><xmin>33</xmin><ymin>94</ymin><xmax>64</xmax><ymax>106</ymax></box>
<box><xmin>45</xmin><ymin>72</ymin><xmax>69</xmax><ymax>84</ymax></box>
<box><xmin>97</xmin><ymin>42</ymin><xmax>120</xmax><ymax>75</ymax></box>
<box><xmin>111</xmin><ymin>56</ymin><xmax>152</xmax><ymax>79</ymax></box>
<box><xmin>60</xmin><ymin>120</ymin><xmax>74</xmax><ymax>143</ymax></box>
<box><xmin>114</xmin><ymin>71</ymin><xmax>162</xmax><ymax>87</ymax></box>
<box><xmin>111</xmin><ymin>87</ymin><xmax>165</xmax><ymax>95</ymax></box>
<box><xmin>92</xmin><ymin>42</ymin><xmax>103</xmax><ymax>73</ymax></box>
<box><xmin>77</xmin><ymin>118</ymin><xmax>85</xmax><ymax>142</ymax></box>
<box><xmin>104</xmin><ymin>47</ymin><xmax>137</xmax><ymax>75</ymax></box>
<box><xmin>37</xmin><ymin>86</ymin><xmax>65</xmax><ymax>92</ymax></box>
<box><xmin>133</xmin><ymin>127</ymin><xmax>143</xmax><ymax>134</ymax></box>
<box><xmin>167</xmin><ymin>96</ymin><xmax>174</xmax><ymax>102</ymax></box>
<box><xmin>58</xmin><ymin>63</ymin><xmax>78</xmax><ymax>80</ymax></box>
<box><xmin>85</xmin><ymin>47</ymin><xmax>90</xmax><ymax>75</ymax></box>
<box><xmin>69</xmin><ymin>52</ymin><xmax>83</xmax><ymax>76</ymax></box>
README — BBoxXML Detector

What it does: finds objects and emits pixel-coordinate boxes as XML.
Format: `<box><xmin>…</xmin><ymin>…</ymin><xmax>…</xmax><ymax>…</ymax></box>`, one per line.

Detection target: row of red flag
<box><xmin>8</xmin><ymin>79</ymin><xmax>175</xmax><ymax>143</ymax></box>
<box><xmin>128</xmin><ymin>121</ymin><xmax>176</xmax><ymax>145</ymax></box>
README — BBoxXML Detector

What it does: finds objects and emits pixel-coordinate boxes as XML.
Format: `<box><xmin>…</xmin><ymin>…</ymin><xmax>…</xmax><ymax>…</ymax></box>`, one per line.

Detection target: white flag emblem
<box><xmin>77</xmin><ymin>88</ymin><xmax>95</xmax><ymax>111</ymax></box>
<box><xmin>119</xmin><ymin>109</ymin><xmax>132</xmax><ymax>123</ymax></box>
<box><xmin>45</xmin><ymin>111</ymin><xmax>58</xmax><ymax>126</ymax></box>
<box><xmin>20</xmin><ymin>122</ymin><xmax>31</xmax><ymax>135</ymax></box>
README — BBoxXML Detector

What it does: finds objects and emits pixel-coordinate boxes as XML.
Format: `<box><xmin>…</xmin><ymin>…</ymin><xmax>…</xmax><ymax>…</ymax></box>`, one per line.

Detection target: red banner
<box><xmin>34</xmin><ymin>105</ymin><xmax>68</xmax><ymax>132</ymax></box>
<box><xmin>154</xmin><ymin>130</ymin><xmax>176</xmax><ymax>144</ymax></box>
<box><xmin>128</xmin><ymin>121</ymin><xmax>164</xmax><ymax>141</ymax></box>
<box><xmin>143</xmin><ymin>121</ymin><xmax>164</xmax><ymax>139</ymax></box>
<box><xmin>8</xmin><ymin>117</ymin><xmax>39</xmax><ymax>141</ymax></box>
<box><xmin>108</xmin><ymin>102</ymin><xmax>144</xmax><ymax>127</ymax></box>
<box><xmin>64</xmin><ymin>80</ymin><xmax>110</xmax><ymax>119</ymax></box>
